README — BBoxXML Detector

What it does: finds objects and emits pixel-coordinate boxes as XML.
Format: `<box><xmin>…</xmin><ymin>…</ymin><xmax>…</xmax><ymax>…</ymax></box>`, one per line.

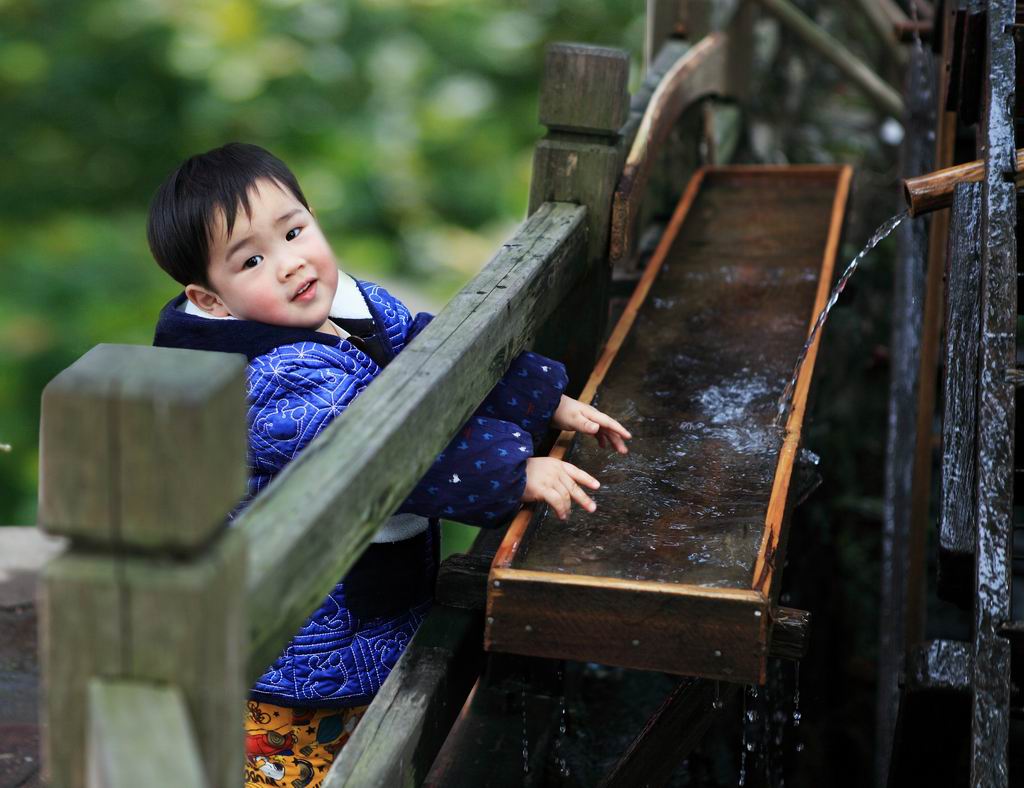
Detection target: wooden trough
<box><xmin>485</xmin><ymin>165</ymin><xmax>852</xmax><ymax>684</ymax></box>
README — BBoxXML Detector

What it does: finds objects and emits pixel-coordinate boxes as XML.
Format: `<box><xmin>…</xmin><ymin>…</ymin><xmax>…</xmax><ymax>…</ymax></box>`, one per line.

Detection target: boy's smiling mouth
<box><xmin>293</xmin><ymin>279</ymin><xmax>317</xmax><ymax>301</ymax></box>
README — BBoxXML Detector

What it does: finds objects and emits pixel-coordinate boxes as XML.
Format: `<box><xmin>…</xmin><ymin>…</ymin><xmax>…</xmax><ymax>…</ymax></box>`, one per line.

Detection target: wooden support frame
<box><xmin>486</xmin><ymin>165</ymin><xmax>851</xmax><ymax>685</ymax></box>
<box><xmin>38</xmin><ymin>347</ymin><xmax>249</xmax><ymax>788</ymax></box>
<box><xmin>970</xmin><ymin>1</ymin><xmax>1017</xmax><ymax>782</ymax></box>
<box><xmin>937</xmin><ymin>182</ymin><xmax>983</xmax><ymax>602</ymax></box>
<box><xmin>599</xmin><ymin>678</ymin><xmax>738</xmax><ymax>787</ymax></box>
<box><xmin>610</xmin><ymin>33</ymin><xmax>728</xmax><ymax>262</ymax></box>
<box><xmin>87</xmin><ymin>679</ymin><xmax>207</xmax><ymax>788</ymax></box>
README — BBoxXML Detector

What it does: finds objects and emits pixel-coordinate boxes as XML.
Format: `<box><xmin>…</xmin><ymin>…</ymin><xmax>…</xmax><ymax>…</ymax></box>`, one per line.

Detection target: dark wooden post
<box><xmin>646</xmin><ymin>0</ymin><xmax>686</xmax><ymax>69</ymax></box>
<box><xmin>38</xmin><ymin>344</ymin><xmax>249</xmax><ymax>788</ymax></box>
<box><xmin>970</xmin><ymin>1</ymin><xmax>1017</xmax><ymax>782</ymax></box>
<box><xmin>529</xmin><ymin>43</ymin><xmax>631</xmax><ymax>396</ymax></box>
<box><xmin>937</xmin><ymin>182</ymin><xmax>982</xmax><ymax>601</ymax></box>
<box><xmin>877</xmin><ymin>31</ymin><xmax>938</xmax><ymax>785</ymax></box>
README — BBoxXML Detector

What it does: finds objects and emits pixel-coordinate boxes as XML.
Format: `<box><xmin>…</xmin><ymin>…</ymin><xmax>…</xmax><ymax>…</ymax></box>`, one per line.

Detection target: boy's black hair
<box><xmin>147</xmin><ymin>142</ymin><xmax>310</xmax><ymax>288</ymax></box>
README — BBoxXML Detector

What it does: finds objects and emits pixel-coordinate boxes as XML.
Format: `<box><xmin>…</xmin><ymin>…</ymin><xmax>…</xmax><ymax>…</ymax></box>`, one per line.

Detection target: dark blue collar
<box><xmin>153</xmin><ymin>280</ymin><xmax>392</xmax><ymax>364</ymax></box>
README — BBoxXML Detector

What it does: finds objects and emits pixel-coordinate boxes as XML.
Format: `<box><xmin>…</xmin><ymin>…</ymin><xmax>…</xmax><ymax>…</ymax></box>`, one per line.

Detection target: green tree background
<box><xmin>0</xmin><ymin>0</ymin><xmax>645</xmax><ymax>525</ymax></box>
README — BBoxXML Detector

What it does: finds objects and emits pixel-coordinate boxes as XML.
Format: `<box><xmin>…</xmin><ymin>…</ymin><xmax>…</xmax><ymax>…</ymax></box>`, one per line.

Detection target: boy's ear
<box><xmin>184</xmin><ymin>284</ymin><xmax>231</xmax><ymax>317</ymax></box>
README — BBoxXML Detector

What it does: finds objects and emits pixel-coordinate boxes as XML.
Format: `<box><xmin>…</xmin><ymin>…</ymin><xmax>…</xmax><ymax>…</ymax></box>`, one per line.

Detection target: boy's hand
<box><xmin>551</xmin><ymin>395</ymin><xmax>632</xmax><ymax>454</ymax></box>
<box><xmin>522</xmin><ymin>457</ymin><xmax>600</xmax><ymax>521</ymax></box>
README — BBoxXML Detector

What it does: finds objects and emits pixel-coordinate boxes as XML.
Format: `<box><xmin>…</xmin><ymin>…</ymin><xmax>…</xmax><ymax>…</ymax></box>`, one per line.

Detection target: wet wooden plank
<box><xmin>421</xmin><ymin>680</ymin><xmax>560</xmax><ymax>788</ymax></box>
<box><xmin>487</xmin><ymin>166</ymin><xmax>848</xmax><ymax>683</ymax></box>
<box><xmin>938</xmin><ymin>182</ymin><xmax>982</xmax><ymax>603</ymax></box>
<box><xmin>971</xmin><ymin>2</ymin><xmax>1017</xmax><ymax>784</ymax></box>
<box><xmin>488</xmin><ymin>569</ymin><xmax>767</xmax><ymax>681</ymax></box>
<box><xmin>598</xmin><ymin>678</ymin><xmax>737</xmax><ymax>788</ymax></box>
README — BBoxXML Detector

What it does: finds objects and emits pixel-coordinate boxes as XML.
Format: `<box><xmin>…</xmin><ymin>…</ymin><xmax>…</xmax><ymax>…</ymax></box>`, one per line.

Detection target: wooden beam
<box><xmin>442</xmin><ymin>548</ymin><xmax>811</xmax><ymax>661</ymax></box>
<box><xmin>436</xmin><ymin>551</ymin><xmax>493</xmax><ymax>610</ymax></box>
<box><xmin>324</xmin><ymin>606</ymin><xmax>483</xmax><ymax>788</ymax></box>
<box><xmin>769</xmin><ymin>606</ymin><xmax>812</xmax><ymax>660</ymax></box>
<box><xmin>242</xmin><ymin>202</ymin><xmax>588</xmax><ymax>679</ymax></box>
<box><xmin>421</xmin><ymin>674</ymin><xmax>561</xmax><ymax>786</ymax></box>
<box><xmin>38</xmin><ymin>345</ymin><xmax>248</xmax><ymax>552</ymax></box>
<box><xmin>42</xmin><ymin>533</ymin><xmax>247</xmax><ymax>788</ymax></box>
<box><xmin>905</xmin><ymin>4</ymin><xmax>959</xmax><ymax>655</ymax></box>
<box><xmin>970</xmin><ymin>2</ymin><xmax>1017</xmax><ymax>783</ymax></box>
<box><xmin>755</xmin><ymin>0</ymin><xmax>905</xmax><ymax>117</ymax></box>
<box><xmin>877</xmin><ymin>34</ymin><xmax>939</xmax><ymax>786</ymax></box>
<box><xmin>599</xmin><ymin>678</ymin><xmax>738</xmax><ymax>788</ymax></box>
<box><xmin>903</xmin><ymin>148</ymin><xmax>1024</xmax><ymax>216</ymax></box>
<box><xmin>937</xmin><ymin>183</ymin><xmax>983</xmax><ymax>603</ymax></box>
<box><xmin>905</xmin><ymin>639</ymin><xmax>971</xmax><ymax>693</ymax></box>
<box><xmin>529</xmin><ymin>43</ymin><xmax>631</xmax><ymax>395</ymax></box>
<box><xmin>87</xmin><ymin>679</ymin><xmax>207</xmax><ymax>788</ymax></box>
<box><xmin>537</xmin><ymin>45</ymin><xmax>630</xmax><ymax>137</ymax></box>
<box><xmin>37</xmin><ymin>346</ymin><xmax>249</xmax><ymax>788</ymax></box>
<box><xmin>610</xmin><ymin>33</ymin><xmax>728</xmax><ymax>262</ymax></box>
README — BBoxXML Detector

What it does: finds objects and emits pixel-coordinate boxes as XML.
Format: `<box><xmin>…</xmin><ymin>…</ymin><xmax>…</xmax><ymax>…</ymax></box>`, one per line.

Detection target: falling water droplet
<box><xmin>522</xmin><ymin>688</ymin><xmax>530</xmax><ymax>774</ymax></box>
<box><xmin>713</xmin><ymin>680</ymin><xmax>724</xmax><ymax>710</ymax></box>
<box><xmin>792</xmin><ymin>663</ymin><xmax>801</xmax><ymax>729</ymax></box>
<box><xmin>548</xmin><ymin>665</ymin><xmax>571</xmax><ymax>778</ymax></box>
<box><xmin>739</xmin><ymin>688</ymin><xmax>748</xmax><ymax>787</ymax></box>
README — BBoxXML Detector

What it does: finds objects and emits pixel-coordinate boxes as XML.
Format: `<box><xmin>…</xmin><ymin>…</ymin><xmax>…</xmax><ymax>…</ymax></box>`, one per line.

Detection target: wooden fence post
<box><xmin>529</xmin><ymin>43</ymin><xmax>630</xmax><ymax>395</ymax></box>
<box><xmin>38</xmin><ymin>343</ymin><xmax>249</xmax><ymax>788</ymax></box>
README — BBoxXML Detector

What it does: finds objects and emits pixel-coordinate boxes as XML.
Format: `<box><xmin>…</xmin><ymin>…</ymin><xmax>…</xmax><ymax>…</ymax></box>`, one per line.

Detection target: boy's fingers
<box><xmin>567</xmin><ymin>481</ymin><xmax>596</xmax><ymax>512</ymax></box>
<box><xmin>600</xmin><ymin>415</ymin><xmax>631</xmax><ymax>440</ymax></box>
<box><xmin>606</xmin><ymin>430</ymin><xmax>629</xmax><ymax>454</ymax></box>
<box><xmin>564</xmin><ymin>463</ymin><xmax>600</xmax><ymax>490</ymax></box>
<box><xmin>546</xmin><ymin>485</ymin><xmax>570</xmax><ymax>520</ymax></box>
<box><xmin>583</xmin><ymin>404</ymin><xmax>632</xmax><ymax>439</ymax></box>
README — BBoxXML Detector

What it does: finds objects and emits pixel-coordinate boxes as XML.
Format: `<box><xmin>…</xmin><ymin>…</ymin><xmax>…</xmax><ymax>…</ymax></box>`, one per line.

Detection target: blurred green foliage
<box><xmin>0</xmin><ymin>0</ymin><xmax>645</xmax><ymax>524</ymax></box>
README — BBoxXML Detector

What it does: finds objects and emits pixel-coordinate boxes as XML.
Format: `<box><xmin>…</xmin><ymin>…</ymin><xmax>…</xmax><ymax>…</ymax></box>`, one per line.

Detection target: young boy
<box><xmin>148</xmin><ymin>143</ymin><xmax>630</xmax><ymax>786</ymax></box>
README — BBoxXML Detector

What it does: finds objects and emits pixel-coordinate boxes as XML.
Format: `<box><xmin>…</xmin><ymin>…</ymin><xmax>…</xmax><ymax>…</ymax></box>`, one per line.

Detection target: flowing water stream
<box><xmin>775</xmin><ymin>210</ymin><xmax>909</xmax><ymax>425</ymax></box>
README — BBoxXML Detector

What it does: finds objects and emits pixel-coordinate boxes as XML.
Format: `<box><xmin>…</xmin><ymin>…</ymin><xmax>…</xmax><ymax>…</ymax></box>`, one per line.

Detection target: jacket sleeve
<box><xmin>476</xmin><ymin>351</ymin><xmax>568</xmax><ymax>449</ymax></box>
<box><xmin>397</xmin><ymin>414</ymin><xmax>532</xmax><ymax>527</ymax></box>
<box><xmin>245</xmin><ymin>342</ymin><xmax>532</xmax><ymax>527</ymax></box>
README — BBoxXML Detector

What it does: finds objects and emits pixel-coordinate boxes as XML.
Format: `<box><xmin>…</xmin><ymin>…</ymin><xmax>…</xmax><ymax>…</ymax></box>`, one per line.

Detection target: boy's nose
<box><xmin>279</xmin><ymin>256</ymin><xmax>305</xmax><ymax>280</ymax></box>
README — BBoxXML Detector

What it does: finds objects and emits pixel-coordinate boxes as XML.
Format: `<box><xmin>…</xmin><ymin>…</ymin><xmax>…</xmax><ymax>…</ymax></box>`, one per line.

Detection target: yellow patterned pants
<box><xmin>244</xmin><ymin>700</ymin><xmax>369</xmax><ymax>787</ymax></box>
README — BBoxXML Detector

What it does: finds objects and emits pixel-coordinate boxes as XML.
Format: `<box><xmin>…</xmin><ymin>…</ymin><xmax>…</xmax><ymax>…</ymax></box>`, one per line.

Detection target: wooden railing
<box><xmin>35</xmin><ymin>4</ymin><xmax>752</xmax><ymax>785</ymax></box>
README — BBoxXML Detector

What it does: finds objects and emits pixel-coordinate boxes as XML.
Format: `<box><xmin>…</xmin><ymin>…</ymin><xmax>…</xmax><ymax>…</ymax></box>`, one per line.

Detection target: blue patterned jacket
<box><xmin>154</xmin><ymin>276</ymin><xmax>567</xmax><ymax>707</ymax></box>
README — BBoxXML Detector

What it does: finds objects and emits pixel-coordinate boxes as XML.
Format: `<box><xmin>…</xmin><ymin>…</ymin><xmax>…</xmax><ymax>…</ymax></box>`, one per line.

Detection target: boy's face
<box><xmin>186</xmin><ymin>178</ymin><xmax>339</xmax><ymax>332</ymax></box>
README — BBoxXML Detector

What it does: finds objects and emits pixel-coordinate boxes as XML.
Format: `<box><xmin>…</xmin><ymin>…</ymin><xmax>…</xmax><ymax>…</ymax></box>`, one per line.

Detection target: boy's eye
<box><xmin>243</xmin><ymin>255</ymin><xmax>263</xmax><ymax>269</ymax></box>
<box><xmin>286</xmin><ymin>227</ymin><xmax>302</xmax><ymax>241</ymax></box>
